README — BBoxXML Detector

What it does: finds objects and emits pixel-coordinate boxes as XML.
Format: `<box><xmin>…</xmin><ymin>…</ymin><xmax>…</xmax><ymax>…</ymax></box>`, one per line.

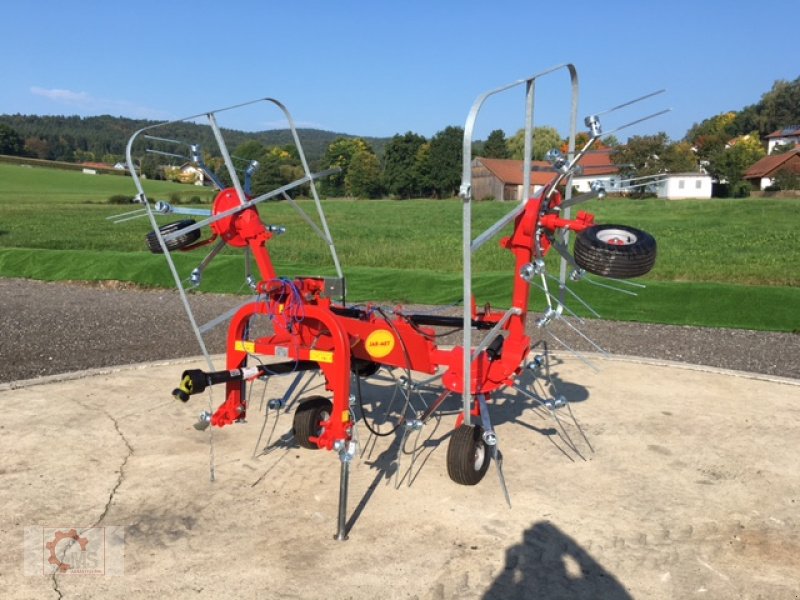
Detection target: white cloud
<box><xmin>29</xmin><ymin>86</ymin><xmax>169</xmax><ymax>120</ymax></box>
<box><xmin>260</xmin><ymin>118</ymin><xmax>326</xmax><ymax>130</ymax></box>
<box><xmin>30</xmin><ymin>86</ymin><xmax>92</xmax><ymax>105</ymax></box>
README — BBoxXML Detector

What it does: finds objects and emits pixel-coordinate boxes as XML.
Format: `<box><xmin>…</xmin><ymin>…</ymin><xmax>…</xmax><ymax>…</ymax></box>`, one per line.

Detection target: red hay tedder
<box><xmin>114</xmin><ymin>64</ymin><xmax>661</xmax><ymax>539</ymax></box>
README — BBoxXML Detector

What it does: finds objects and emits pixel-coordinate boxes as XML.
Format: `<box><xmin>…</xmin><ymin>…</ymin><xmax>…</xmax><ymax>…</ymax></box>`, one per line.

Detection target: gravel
<box><xmin>1</xmin><ymin>277</ymin><xmax>798</xmax><ymax>383</ymax></box>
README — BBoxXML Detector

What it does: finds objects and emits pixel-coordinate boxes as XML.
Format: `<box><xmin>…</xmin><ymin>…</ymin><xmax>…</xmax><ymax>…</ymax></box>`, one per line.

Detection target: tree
<box><xmin>424</xmin><ymin>126</ymin><xmax>463</xmax><ymax>198</ymax></box>
<box><xmin>733</xmin><ymin>77</ymin><xmax>800</xmax><ymax>138</ymax></box>
<box><xmin>0</xmin><ymin>124</ymin><xmax>24</xmax><ymax>155</ymax></box>
<box><xmin>508</xmin><ymin>126</ymin><xmax>562</xmax><ymax>160</ymax></box>
<box><xmin>708</xmin><ymin>134</ymin><xmax>766</xmax><ymax>192</ymax></box>
<box><xmin>611</xmin><ymin>132</ymin><xmax>670</xmax><ymax>179</ymax></box>
<box><xmin>686</xmin><ymin>112</ymin><xmax>736</xmax><ymax>162</ymax></box>
<box><xmin>346</xmin><ymin>150</ymin><xmax>383</xmax><ymax>198</ymax></box>
<box><xmin>661</xmin><ymin>141</ymin><xmax>698</xmax><ymax>173</ymax></box>
<box><xmin>482</xmin><ymin>129</ymin><xmax>510</xmax><ymax>159</ymax></box>
<box><xmin>321</xmin><ymin>137</ymin><xmax>375</xmax><ymax>196</ymax></box>
<box><xmin>383</xmin><ymin>132</ymin><xmax>426</xmax><ymax>198</ymax></box>
<box><xmin>233</xmin><ymin>140</ymin><xmax>265</xmax><ymax>162</ymax></box>
<box><xmin>250</xmin><ymin>146</ymin><xmax>304</xmax><ymax>197</ymax></box>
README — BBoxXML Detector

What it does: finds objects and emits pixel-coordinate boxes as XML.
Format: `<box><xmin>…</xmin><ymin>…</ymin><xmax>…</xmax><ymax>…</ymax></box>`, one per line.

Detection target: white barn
<box><xmin>655</xmin><ymin>173</ymin><xmax>712</xmax><ymax>199</ymax></box>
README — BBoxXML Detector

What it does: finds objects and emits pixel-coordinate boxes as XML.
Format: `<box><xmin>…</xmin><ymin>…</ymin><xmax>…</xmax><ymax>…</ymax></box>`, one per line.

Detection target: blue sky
<box><xmin>1</xmin><ymin>1</ymin><xmax>797</xmax><ymax>143</ymax></box>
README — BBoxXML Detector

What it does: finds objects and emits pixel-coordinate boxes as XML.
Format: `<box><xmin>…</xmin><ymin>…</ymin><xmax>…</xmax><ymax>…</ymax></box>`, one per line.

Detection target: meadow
<box><xmin>1</xmin><ymin>162</ymin><xmax>798</xmax><ymax>331</ymax></box>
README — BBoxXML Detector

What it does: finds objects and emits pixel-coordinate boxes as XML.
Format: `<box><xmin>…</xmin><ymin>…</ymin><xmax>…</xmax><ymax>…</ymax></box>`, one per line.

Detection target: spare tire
<box><xmin>146</xmin><ymin>219</ymin><xmax>201</xmax><ymax>253</ymax></box>
<box><xmin>573</xmin><ymin>224</ymin><xmax>656</xmax><ymax>279</ymax></box>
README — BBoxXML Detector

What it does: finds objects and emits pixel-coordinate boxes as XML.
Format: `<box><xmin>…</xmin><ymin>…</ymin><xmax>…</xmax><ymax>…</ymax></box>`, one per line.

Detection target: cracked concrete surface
<box><xmin>1</xmin><ymin>356</ymin><xmax>799</xmax><ymax>599</ymax></box>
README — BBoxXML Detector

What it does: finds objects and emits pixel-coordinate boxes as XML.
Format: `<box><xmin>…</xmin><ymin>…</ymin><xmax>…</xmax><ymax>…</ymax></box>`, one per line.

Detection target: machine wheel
<box><xmin>146</xmin><ymin>219</ymin><xmax>201</xmax><ymax>253</ymax></box>
<box><xmin>447</xmin><ymin>424</ymin><xmax>491</xmax><ymax>486</ymax></box>
<box><xmin>573</xmin><ymin>224</ymin><xmax>656</xmax><ymax>279</ymax></box>
<box><xmin>292</xmin><ymin>396</ymin><xmax>332</xmax><ymax>449</ymax></box>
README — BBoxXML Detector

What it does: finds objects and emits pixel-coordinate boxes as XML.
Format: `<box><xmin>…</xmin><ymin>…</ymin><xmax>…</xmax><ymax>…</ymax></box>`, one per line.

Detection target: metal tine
<box><xmin>601</xmin><ymin>275</ymin><xmax>646</xmax><ymax>289</ymax></box>
<box><xmin>107</xmin><ymin>208</ymin><xmax>149</xmax><ymax>223</ymax></box>
<box><xmin>404</xmin><ymin>425</ymin><xmax>424</xmax><ymax>488</ymax></box>
<box><xmin>544</xmin><ymin>328</ymin><xmax>600</xmax><ymax>372</ymax></box>
<box><xmin>554</xmin><ymin>313</ymin><xmax>608</xmax><ymax>356</ymax></box>
<box><xmin>592</xmin><ymin>89</ymin><xmax>667</xmax><ymax>117</ymax></box>
<box><xmin>529</xmin><ymin>278</ymin><xmax>585</xmax><ymax>323</ymax></box>
<box><xmin>547</xmin><ymin>401</ymin><xmax>584</xmax><ymax>460</ymax></box>
<box><xmin>581</xmin><ymin>275</ymin><xmax>639</xmax><ymax>296</ymax></box>
<box><xmin>546</xmin><ymin>274</ymin><xmax>602</xmax><ymax>319</ymax></box>
<box><xmin>601</xmin><ymin>109</ymin><xmax>672</xmax><ymax>138</ymax></box>
<box><xmin>282</xmin><ymin>192</ymin><xmax>329</xmax><ymax>243</ymax></box>
<box><xmin>565</xmin><ymin>401</ymin><xmax>594</xmax><ymax>454</ymax></box>
<box><xmin>146</xmin><ymin>148</ymin><xmax>191</xmax><ymax>161</ymax></box>
<box><xmin>143</xmin><ymin>134</ymin><xmax>191</xmax><ymax>146</ymax></box>
<box><xmin>394</xmin><ymin>424</ymin><xmax>410</xmax><ymax>489</ymax></box>
<box><xmin>618</xmin><ymin>179</ymin><xmax>667</xmax><ymax>191</ymax></box>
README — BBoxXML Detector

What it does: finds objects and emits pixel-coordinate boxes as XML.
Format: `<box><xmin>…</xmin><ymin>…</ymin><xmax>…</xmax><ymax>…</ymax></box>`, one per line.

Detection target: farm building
<box><xmin>471</xmin><ymin>151</ymin><xmax>619</xmax><ymax>201</ymax></box>
<box><xmin>571</xmin><ymin>150</ymin><xmax>621</xmax><ymax>193</ymax></box>
<box><xmin>765</xmin><ymin>126</ymin><xmax>800</xmax><ymax>154</ymax></box>
<box><xmin>471</xmin><ymin>158</ymin><xmax>554</xmax><ymax>200</ymax></box>
<box><xmin>654</xmin><ymin>173</ymin><xmax>713</xmax><ymax>199</ymax></box>
<box><xmin>744</xmin><ymin>149</ymin><xmax>800</xmax><ymax>190</ymax></box>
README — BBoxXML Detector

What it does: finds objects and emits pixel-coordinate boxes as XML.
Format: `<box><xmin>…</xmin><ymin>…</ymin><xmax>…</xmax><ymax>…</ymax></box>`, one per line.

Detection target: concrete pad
<box><xmin>1</xmin><ymin>355</ymin><xmax>798</xmax><ymax>599</ymax></box>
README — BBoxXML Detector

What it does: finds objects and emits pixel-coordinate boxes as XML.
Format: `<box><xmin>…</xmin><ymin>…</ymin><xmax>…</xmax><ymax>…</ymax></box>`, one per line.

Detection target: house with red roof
<box><xmin>471</xmin><ymin>158</ymin><xmax>555</xmax><ymax>200</ymax></box>
<box><xmin>765</xmin><ymin>127</ymin><xmax>800</xmax><ymax>154</ymax></box>
<box><xmin>744</xmin><ymin>148</ymin><xmax>800</xmax><ymax>190</ymax></box>
<box><xmin>471</xmin><ymin>150</ymin><xmax>621</xmax><ymax>201</ymax></box>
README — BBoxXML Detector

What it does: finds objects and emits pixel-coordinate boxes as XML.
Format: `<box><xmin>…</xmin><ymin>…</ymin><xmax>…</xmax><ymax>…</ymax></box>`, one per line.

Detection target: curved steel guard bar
<box><xmin>125</xmin><ymin>98</ymin><xmax>344</xmax><ymax>370</ymax></box>
<box><xmin>459</xmin><ymin>64</ymin><xmax>579</xmax><ymax>426</ymax></box>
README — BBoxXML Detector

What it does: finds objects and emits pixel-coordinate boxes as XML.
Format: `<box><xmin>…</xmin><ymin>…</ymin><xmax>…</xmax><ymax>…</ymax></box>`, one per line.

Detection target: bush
<box><xmin>107</xmin><ymin>194</ymin><xmax>132</xmax><ymax>204</ymax></box>
<box><xmin>730</xmin><ymin>181</ymin><xmax>751</xmax><ymax>198</ymax></box>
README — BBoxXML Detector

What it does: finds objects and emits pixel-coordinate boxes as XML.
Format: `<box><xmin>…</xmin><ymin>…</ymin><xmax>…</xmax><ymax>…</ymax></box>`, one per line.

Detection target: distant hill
<box><xmin>0</xmin><ymin>113</ymin><xmax>389</xmax><ymax>166</ymax></box>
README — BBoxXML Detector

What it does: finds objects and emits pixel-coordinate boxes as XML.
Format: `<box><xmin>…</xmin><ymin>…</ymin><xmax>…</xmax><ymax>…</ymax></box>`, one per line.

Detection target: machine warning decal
<box><xmin>365</xmin><ymin>330</ymin><xmax>395</xmax><ymax>358</ymax></box>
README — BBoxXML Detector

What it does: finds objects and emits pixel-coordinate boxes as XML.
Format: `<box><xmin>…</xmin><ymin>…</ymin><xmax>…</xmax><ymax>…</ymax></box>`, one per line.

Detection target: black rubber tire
<box><xmin>447</xmin><ymin>424</ymin><xmax>491</xmax><ymax>486</ymax></box>
<box><xmin>292</xmin><ymin>396</ymin><xmax>333</xmax><ymax>450</ymax></box>
<box><xmin>573</xmin><ymin>224</ymin><xmax>657</xmax><ymax>279</ymax></box>
<box><xmin>146</xmin><ymin>219</ymin><xmax>201</xmax><ymax>254</ymax></box>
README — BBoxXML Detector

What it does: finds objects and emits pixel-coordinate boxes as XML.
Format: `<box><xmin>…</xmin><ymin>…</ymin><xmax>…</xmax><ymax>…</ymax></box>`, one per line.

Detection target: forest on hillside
<box><xmin>0</xmin><ymin>76</ymin><xmax>797</xmax><ymax>198</ymax></box>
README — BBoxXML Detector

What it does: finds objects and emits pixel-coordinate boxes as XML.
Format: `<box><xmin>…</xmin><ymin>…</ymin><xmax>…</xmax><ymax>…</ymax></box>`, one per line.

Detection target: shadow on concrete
<box><xmin>483</xmin><ymin>521</ymin><xmax>632</xmax><ymax>600</ymax></box>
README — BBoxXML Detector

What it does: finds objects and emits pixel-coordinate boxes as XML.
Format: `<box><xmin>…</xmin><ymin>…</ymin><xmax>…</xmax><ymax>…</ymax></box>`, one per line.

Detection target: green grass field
<box><xmin>1</xmin><ymin>162</ymin><xmax>799</xmax><ymax>331</ymax></box>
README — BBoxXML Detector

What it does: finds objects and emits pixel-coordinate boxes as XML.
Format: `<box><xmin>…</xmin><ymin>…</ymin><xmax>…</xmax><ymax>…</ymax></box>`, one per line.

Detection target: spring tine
<box><xmin>546</xmin><ymin>274</ymin><xmax>602</xmax><ymax>319</ymax></box>
<box><xmin>143</xmin><ymin>134</ymin><xmax>190</xmax><ymax>146</ymax></box>
<box><xmin>394</xmin><ymin>425</ymin><xmax>409</xmax><ymax>490</ymax></box>
<box><xmin>406</xmin><ymin>425</ymin><xmax>424</xmax><ymax>488</ymax></box>
<box><xmin>107</xmin><ymin>209</ymin><xmax>150</xmax><ymax>223</ymax></box>
<box><xmin>601</xmin><ymin>109</ymin><xmax>672</xmax><ymax>137</ymax></box>
<box><xmin>554</xmin><ymin>314</ymin><xmax>608</xmax><ymax>356</ymax></box>
<box><xmin>581</xmin><ymin>275</ymin><xmax>639</xmax><ymax>296</ymax></box>
<box><xmin>146</xmin><ymin>148</ymin><xmax>190</xmax><ymax>161</ymax></box>
<box><xmin>600</xmin><ymin>275</ymin><xmax>646</xmax><ymax>289</ymax></box>
<box><xmin>548</xmin><ymin>402</ymin><xmax>584</xmax><ymax>460</ymax></box>
<box><xmin>544</xmin><ymin>328</ymin><xmax>600</xmax><ymax>373</ymax></box>
<box><xmin>593</xmin><ymin>89</ymin><xmax>666</xmax><ymax>117</ymax></box>
<box><xmin>493</xmin><ymin>445</ymin><xmax>512</xmax><ymax>508</ymax></box>
<box><xmin>565</xmin><ymin>401</ymin><xmax>594</xmax><ymax>454</ymax></box>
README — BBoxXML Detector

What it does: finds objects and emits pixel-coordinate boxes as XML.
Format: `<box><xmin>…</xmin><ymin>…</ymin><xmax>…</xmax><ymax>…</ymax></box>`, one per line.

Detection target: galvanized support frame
<box><xmin>125</xmin><ymin>98</ymin><xmax>345</xmax><ymax>370</ymax></box>
<box><xmin>459</xmin><ymin>64</ymin><xmax>579</xmax><ymax>426</ymax></box>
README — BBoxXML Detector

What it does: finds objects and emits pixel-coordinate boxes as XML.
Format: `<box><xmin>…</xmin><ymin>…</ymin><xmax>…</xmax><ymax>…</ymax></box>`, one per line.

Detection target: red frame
<box><xmin>207</xmin><ymin>187</ymin><xmax>595</xmax><ymax>450</ymax></box>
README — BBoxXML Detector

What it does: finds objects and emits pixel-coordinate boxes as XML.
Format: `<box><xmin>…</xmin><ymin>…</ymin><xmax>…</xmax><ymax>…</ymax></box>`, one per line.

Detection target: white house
<box><xmin>655</xmin><ymin>173</ymin><xmax>712</xmax><ymax>199</ymax></box>
<box><xmin>765</xmin><ymin>127</ymin><xmax>800</xmax><ymax>154</ymax></box>
<box><xmin>571</xmin><ymin>150</ymin><xmax>622</xmax><ymax>193</ymax></box>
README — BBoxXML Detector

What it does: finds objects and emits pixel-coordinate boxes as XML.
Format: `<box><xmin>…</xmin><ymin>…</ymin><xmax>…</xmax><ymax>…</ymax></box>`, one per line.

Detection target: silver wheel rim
<box><xmin>597</xmin><ymin>228</ymin><xmax>637</xmax><ymax>246</ymax></box>
<box><xmin>473</xmin><ymin>443</ymin><xmax>485</xmax><ymax>471</ymax></box>
<box><xmin>316</xmin><ymin>409</ymin><xmax>330</xmax><ymax>436</ymax></box>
